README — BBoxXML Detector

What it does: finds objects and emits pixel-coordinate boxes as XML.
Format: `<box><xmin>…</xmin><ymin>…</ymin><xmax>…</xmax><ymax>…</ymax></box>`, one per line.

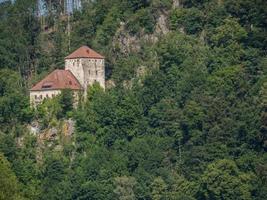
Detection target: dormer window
<box><xmin>42</xmin><ymin>82</ymin><xmax>52</xmax><ymax>89</ymax></box>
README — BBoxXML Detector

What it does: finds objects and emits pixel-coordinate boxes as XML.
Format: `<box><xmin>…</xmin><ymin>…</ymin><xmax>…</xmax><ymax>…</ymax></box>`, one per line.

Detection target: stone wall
<box><xmin>65</xmin><ymin>58</ymin><xmax>85</xmax><ymax>87</ymax></box>
<box><xmin>30</xmin><ymin>90</ymin><xmax>80</xmax><ymax>107</ymax></box>
<box><xmin>30</xmin><ymin>90</ymin><xmax>61</xmax><ymax>107</ymax></box>
<box><xmin>65</xmin><ymin>58</ymin><xmax>105</xmax><ymax>92</ymax></box>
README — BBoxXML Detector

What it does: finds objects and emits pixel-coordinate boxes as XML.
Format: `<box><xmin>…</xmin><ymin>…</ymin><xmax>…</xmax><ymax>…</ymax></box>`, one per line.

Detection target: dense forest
<box><xmin>0</xmin><ymin>0</ymin><xmax>267</xmax><ymax>199</ymax></box>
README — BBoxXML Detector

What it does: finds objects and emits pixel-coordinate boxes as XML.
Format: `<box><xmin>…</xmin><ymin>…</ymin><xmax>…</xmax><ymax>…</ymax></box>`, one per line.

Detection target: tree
<box><xmin>0</xmin><ymin>153</ymin><xmax>23</xmax><ymax>200</ymax></box>
<box><xmin>260</xmin><ymin>81</ymin><xmax>267</xmax><ymax>150</ymax></box>
<box><xmin>59</xmin><ymin>89</ymin><xmax>73</xmax><ymax>117</ymax></box>
<box><xmin>168</xmin><ymin>175</ymin><xmax>197</xmax><ymax>200</ymax></box>
<box><xmin>114</xmin><ymin>176</ymin><xmax>137</xmax><ymax>200</ymax></box>
<box><xmin>200</xmin><ymin>159</ymin><xmax>254</xmax><ymax>200</ymax></box>
<box><xmin>151</xmin><ymin>177</ymin><xmax>167</xmax><ymax>200</ymax></box>
<box><xmin>210</xmin><ymin>18</ymin><xmax>247</xmax><ymax>47</ymax></box>
<box><xmin>170</xmin><ymin>8</ymin><xmax>204</xmax><ymax>34</ymax></box>
<box><xmin>0</xmin><ymin>69</ymin><xmax>32</xmax><ymax>127</ymax></box>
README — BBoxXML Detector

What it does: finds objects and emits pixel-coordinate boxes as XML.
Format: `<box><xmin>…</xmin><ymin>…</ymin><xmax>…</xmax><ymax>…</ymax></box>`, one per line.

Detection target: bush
<box><xmin>126</xmin><ymin>8</ymin><xmax>156</xmax><ymax>35</ymax></box>
<box><xmin>170</xmin><ymin>8</ymin><xmax>204</xmax><ymax>34</ymax></box>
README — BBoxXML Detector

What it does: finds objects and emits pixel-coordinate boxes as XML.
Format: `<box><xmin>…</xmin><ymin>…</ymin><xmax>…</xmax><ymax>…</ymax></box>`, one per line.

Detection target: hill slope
<box><xmin>0</xmin><ymin>0</ymin><xmax>267</xmax><ymax>199</ymax></box>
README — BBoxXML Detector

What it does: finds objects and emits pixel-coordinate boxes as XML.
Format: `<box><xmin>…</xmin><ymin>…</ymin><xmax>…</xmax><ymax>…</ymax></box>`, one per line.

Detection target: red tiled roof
<box><xmin>30</xmin><ymin>70</ymin><xmax>82</xmax><ymax>91</ymax></box>
<box><xmin>65</xmin><ymin>46</ymin><xmax>104</xmax><ymax>59</ymax></box>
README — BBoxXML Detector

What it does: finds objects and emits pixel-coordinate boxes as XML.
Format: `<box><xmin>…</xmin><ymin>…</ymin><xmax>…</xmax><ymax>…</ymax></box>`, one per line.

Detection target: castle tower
<box><xmin>64</xmin><ymin>46</ymin><xmax>105</xmax><ymax>93</ymax></box>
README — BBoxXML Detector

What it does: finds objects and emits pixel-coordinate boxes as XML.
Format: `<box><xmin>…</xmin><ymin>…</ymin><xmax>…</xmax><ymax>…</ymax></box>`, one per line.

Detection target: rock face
<box><xmin>28</xmin><ymin>119</ymin><xmax>74</xmax><ymax>141</ymax></box>
<box><xmin>30</xmin><ymin>119</ymin><xmax>75</xmax><ymax>163</ymax></box>
<box><xmin>154</xmin><ymin>14</ymin><xmax>169</xmax><ymax>36</ymax></box>
<box><xmin>113</xmin><ymin>12</ymin><xmax>170</xmax><ymax>55</ymax></box>
<box><xmin>173</xmin><ymin>0</ymin><xmax>181</xmax><ymax>8</ymax></box>
<box><xmin>63</xmin><ymin>119</ymin><xmax>75</xmax><ymax>137</ymax></box>
<box><xmin>113</xmin><ymin>22</ymin><xmax>141</xmax><ymax>54</ymax></box>
<box><xmin>28</xmin><ymin>121</ymin><xmax>40</xmax><ymax>135</ymax></box>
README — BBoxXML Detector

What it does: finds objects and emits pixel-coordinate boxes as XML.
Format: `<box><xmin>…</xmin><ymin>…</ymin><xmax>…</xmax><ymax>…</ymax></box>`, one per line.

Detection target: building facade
<box><xmin>65</xmin><ymin>46</ymin><xmax>105</xmax><ymax>93</ymax></box>
<box><xmin>30</xmin><ymin>46</ymin><xmax>105</xmax><ymax>107</ymax></box>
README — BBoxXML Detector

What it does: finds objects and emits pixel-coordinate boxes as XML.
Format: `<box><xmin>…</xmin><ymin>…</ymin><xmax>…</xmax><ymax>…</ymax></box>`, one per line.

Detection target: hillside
<box><xmin>0</xmin><ymin>0</ymin><xmax>267</xmax><ymax>199</ymax></box>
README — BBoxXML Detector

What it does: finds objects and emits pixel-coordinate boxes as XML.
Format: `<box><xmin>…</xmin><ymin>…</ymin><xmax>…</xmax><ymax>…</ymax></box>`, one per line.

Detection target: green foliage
<box><xmin>200</xmin><ymin>159</ymin><xmax>254</xmax><ymax>200</ymax></box>
<box><xmin>40</xmin><ymin>153</ymin><xmax>71</xmax><ymax>200</ymax></box>
<box><xmin>114</xmin><ymin>176</ymin><xmax>137</xmax><ymax>200</ymax></box>
<box><xmin>112</xmin><ymin>55</ymin><xmax>141</xmax><ymax>83</ymax></box>
<box><xmin>170</xmin><ymin>8</ymin><xmax>204</xmax><ymax>34</ymax></box>
<box><xmin>124</xmin><ymin>0</ymin><xmax>150</xmax><ymax>11</ymax></box>
<box><xmin>210</xmin><ymin>18</ymin><xmax>247</xmax><ymax>47</ymax></box>
<box><xmin>126</xmin><ymin>8</ymin><xmax>156</xmax><ymax>34</ymax></box>
<box><xmin>151</xmin><ymin>0</ymin><xmax>172</xmax><ymax>10</ymax></box>
<box><xmin>59</xmin><ymin>89</ymin><xmax>74</xmax><ymax>117</ymax></box>
<box><xmin>0</xmin><ymin>0</ymin><xmax>267</xmax><ymax>200</ymax></box>
<box><xmin>0</xmin><ymin>69</ymin><xmax>32</xmax><ymax>127</ymax></box>
<box><xmin>35</xmin><ymin>96</ymin><xmax>62</xmax><ymax>128</ymax></box>
<box><xmin>260</xmin><ymin>81</ymin><xmax>267</xmax><ymax>150</ymax></box>
<box><xmin>151</xmin><ymin>177</ymin><xmax>167</xmax><ymax>200</ymax></box>
<box><xmin>0</xmin><ymin>153</ymin><xmax>24</xmax><ymax>200</ymax></box>
<box><xmin>94</xmin><ymin>6</ymin><xmax>122</xmax><ymax>47</ymax></box>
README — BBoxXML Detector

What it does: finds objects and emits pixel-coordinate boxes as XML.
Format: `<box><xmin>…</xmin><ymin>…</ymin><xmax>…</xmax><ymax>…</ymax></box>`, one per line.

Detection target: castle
<box><xmin>30</xmin><ymin>46</ymin><xmax>105</xmax><ymax>107</ymax></box>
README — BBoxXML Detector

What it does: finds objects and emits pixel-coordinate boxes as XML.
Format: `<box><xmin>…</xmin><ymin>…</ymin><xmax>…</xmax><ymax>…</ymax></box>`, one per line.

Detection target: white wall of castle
<box><xmin>30</xmin><ymin>90</ymin><xmax>80</xmax><ymax>107</ymax></box>
<box><xmin>65</xmin><ymin>58</ymin><xmax>105</xmax><ymax>92</ymax></box>
<box><xmin>30</xmin><ymin>90</ymin><xmax>61</xmax><ymax>107</ymax></box>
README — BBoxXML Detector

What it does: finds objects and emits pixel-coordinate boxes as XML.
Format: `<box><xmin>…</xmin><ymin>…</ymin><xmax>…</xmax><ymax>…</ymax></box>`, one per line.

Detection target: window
<box><xmin>88</xmin><ymin>70</ymin><xmax>90</xmax><ymax>75</ymax></box>
<box><xmin>40</xmin><ymin>95</ymin><xmax>42</xmax><ymax>99</ymax></box>
<box><xmin>46</xmin><ymin>94</ymin><xmax>49</xmax><ymax>98</ymax></box>
<box><xmin>69</xmin><ymin>81</ymin><xmax>72</xmax><ymax>85</ymax></box>
<box><xmin>96</xmin><ymin>70</ymin><xmax>98</xmax><ymax>76</ymax></box>
<box><xmin>52</xmin><ymin>94</ymin><xmax>55</xmax><ymax>97</ymax></box>
<box><xmin>35</xmin><ymin>95</ymin><xmax>37</xmax><ymax>99</ymax></box>
<box><xmin>42</xmin><ymin>82</ymin><xmax>52</xmax><ymax>89</ymax></box>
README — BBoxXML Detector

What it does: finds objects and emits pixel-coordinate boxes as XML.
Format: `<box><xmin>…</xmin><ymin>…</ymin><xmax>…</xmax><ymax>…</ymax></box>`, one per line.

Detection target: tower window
<box><xmin>96</xmin><ymin>70</ymin><xmax>98</xmax><ymax>76</ymax></box>
<box><xmin>88</xmin><ymin>70</ymin><xmax>90</xmax><ymax>75</ymax></box>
